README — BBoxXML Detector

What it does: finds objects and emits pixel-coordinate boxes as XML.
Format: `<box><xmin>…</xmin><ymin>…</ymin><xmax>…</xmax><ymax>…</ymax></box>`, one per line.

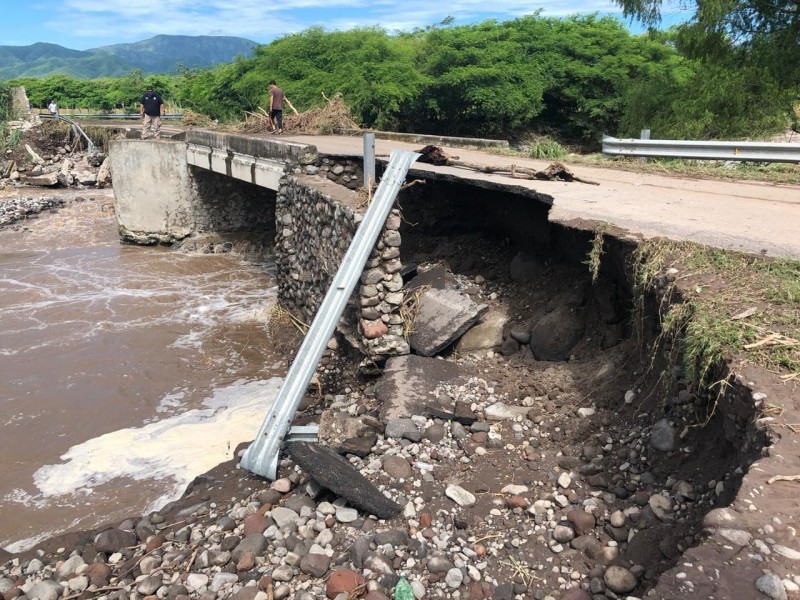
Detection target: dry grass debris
<box><xmin>181</xmin><ymin>111</ymin><xmax>215</xmax><ymax>127</ymax></box>
<box><xmin>634</xmin><ymin>239</ymin><xmax>800</xmax><ymax>409</ymax></box>
<box><xmin>236</xmin><ymin>93</ymin><xmax>360</xmax><ymax>135</ymax></box>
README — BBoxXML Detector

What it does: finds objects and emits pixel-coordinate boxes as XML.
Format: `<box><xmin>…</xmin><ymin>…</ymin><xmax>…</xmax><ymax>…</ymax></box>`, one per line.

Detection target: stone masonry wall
<box><xmin>275</xmin><ymin>175</ymin><xmax>408</xmax><ymax>363</ymax></box>
<box><xmin>300</xmin><ymin>157</ymin><xmax>364</xmax><ymax>190</ymax></box>
<box><xmin>188</xmin><ymin>167</ymin><xmax>276</xmax><ymax>235</ymax></box>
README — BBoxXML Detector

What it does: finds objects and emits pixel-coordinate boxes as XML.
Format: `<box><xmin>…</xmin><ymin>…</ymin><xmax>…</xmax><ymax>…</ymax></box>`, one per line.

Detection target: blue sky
<box><xmin>2</xmin><ymin>0</ymin><xmax>692</xmax><ymax>50</ymax></box>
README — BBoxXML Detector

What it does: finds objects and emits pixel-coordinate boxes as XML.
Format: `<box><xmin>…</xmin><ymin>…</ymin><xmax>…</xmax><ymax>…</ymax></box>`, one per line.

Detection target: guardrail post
<box><xmin>640</xmin><ymin>129</ymin><xmax>650</xmax><ymax>163</ymax></box>
<box><xmin>363</xmin><ymin>133</ymin><xmax>376</xmax><ymax>190</ymax></box>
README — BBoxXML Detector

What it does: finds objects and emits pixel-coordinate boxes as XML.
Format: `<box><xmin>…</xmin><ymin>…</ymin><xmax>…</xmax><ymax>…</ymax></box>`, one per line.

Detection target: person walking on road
<box><xmin>268</xmin><ymin>80</ymin><xmax>297</xmax><ymax>135</ymax></box>
<box><xmin>48</xmin><ymin>100</ymin><xmax>58</xmax><ymax>116</ymax></box>
<box><xmin>140</xmin><ymin>86</ymin><xmax>166</xmax><ymax>139</ymax></box>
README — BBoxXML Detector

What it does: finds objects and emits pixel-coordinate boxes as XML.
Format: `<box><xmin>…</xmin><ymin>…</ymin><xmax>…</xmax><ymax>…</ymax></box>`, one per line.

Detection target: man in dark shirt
<box><xmin>140</xmin><ymin>86</ymin><xmax>165</xmax><ymax>139</ymax></box>
<box><xmin>268</xmin><ymin>80</ymin><xmax>286</xmax><ymax>134</ymax></box>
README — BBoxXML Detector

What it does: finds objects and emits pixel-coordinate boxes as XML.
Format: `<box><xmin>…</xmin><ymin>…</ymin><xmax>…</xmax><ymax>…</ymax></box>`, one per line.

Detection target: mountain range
<box><xmin>0</xmin><ymin>35</ymin><xmax>258</xmax><ymax>79</ymax></box>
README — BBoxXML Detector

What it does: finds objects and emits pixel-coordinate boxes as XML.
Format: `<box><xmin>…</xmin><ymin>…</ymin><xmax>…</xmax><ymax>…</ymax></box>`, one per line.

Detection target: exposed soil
<box><xmin>5</xmin><ymin>120</ymin><xmax>79</xmax><ymax>170</ymax></box>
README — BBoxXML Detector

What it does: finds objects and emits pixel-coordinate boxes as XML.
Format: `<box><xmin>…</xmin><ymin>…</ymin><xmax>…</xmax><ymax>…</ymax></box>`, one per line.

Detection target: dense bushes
<box><xmin>169</xmin><ymin>16</ymin><xmax>690</xmax><ymax>143</ymax></box>
<box><xmin>7</xmin><ymin>15</ymin><xmax>795</xmax><ymax>144</ymax></box>
<box><xmin>11</xmin><ymin>71</ymin><xmax>176</xmax><ymax>112</ymax></box>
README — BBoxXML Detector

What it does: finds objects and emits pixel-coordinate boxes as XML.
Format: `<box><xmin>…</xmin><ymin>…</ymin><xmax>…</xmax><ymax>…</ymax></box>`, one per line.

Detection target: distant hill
<box><xmin>0</xmin><ymin>35</ymin><xmax>258</xmax><ymax>79</ymax></box>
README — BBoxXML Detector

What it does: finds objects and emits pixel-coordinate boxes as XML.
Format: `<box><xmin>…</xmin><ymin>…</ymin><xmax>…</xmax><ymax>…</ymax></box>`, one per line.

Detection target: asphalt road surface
<box><xmin>283</xmin><ymin>135</ymin><xmax>800</xmax><ymax>260</ymax></box>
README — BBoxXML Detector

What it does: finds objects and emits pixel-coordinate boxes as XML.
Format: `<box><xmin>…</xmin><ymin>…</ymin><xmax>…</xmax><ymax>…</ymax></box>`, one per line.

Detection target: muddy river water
<box><xmin>0</xmin><ymin>191</ymin><xmax>282</xmax><ymax>552</ymax></box>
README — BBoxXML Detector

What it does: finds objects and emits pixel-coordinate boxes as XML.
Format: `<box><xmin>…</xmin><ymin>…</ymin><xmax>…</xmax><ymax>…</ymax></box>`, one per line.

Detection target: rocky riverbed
<box><xmin>0</xmin><ymin>195</ymin><xmax>68</xmax><ymax>228</ymax></box>
<box><xmin>3</xmin><ymin>253</ymin><xmax>798</xmax><ymax>600</ymax></box>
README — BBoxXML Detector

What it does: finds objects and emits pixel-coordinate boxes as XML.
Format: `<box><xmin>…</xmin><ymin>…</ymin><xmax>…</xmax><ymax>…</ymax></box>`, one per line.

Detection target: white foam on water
<box><xmin>32</xmin><ymin>377</ymin><xmax>281</xmax><ymax>500</ymax></box>
<box><xmin>0</xmin><ymin>243</ymin><xmax>277</xmax><ymax>353</ymax></box>
<box><xmin>156</xmin><ymin>390</ymin><xmax>187</xmax><ymax>413</ymax></box>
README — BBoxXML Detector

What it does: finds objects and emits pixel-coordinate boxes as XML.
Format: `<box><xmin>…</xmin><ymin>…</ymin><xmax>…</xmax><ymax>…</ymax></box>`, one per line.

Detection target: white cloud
<box><xmin>26</xmin><ymin>0</ymin><xmax>637</xmax><ymax>49</ymax></box>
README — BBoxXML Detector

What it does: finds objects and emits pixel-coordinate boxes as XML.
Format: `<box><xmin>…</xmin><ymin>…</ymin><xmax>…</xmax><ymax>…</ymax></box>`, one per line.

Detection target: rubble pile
<box><xmin>1</xmin><ymin>122</ymin><xmax>110</xmax><ymax>189</ymax></box>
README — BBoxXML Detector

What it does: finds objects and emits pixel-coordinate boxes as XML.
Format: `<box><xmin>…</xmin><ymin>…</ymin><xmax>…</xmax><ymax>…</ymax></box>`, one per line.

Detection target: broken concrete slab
<box><xmin>406</xmin><ymin>264</ymin><xmax>457</xmax><ymax>292</ymax></box>
<box><xmin>286</xmin><ymin>442</ymin><xmax>400</xmax><ymax>520</ymax></box>
<box><xmin>2</xmin><ymin>160</ymin><xmax>15</xmax><ymax>178</ymax></box>
<box><xmin>456</xmin><ymin>307</ymin><xmax>509</xmax><ymax>352</ymax></box>
<box><xmin>25</xmin><ymin>144</ymin><xmax>44</xmax><ymax>165</ymax></box>
<box><xmin>375</xmin><ymin>354</ymin><xmax>468</xmax><ymax>420</ymax></box>
<box><xmin>96</xmin><ymin>158</ymin><xmax>112</xmax><ymax>187</ymax></box>
<box><xmin>318</xmin><ymin>411</ymin><xmax>379</xmax><ymax>446</ymax></box>
<box><xmin>409</xmin><ymin>288</ymin><xmax>488</xmax><ymax>356</ymax></box>
<box><xmin>21</xmin><ymin>172</ymin><xmax>59</xmax><ymax>187</ymax></box>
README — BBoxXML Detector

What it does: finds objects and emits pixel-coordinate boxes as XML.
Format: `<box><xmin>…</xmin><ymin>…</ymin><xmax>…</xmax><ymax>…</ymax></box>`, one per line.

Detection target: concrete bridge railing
<box><xmin>109</xmin><ymin>132</ymin><xmax>316</xmax><ymax>244</ymax></box>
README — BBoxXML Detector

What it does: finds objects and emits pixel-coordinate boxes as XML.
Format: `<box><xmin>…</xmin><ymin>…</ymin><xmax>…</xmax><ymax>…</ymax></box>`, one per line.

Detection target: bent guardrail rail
<box><xmin>240</xmin><ymin>149</ymin><xmax>421</xmax><ymax>479</ymax></box>
<box><xmin>42</xmin><ymin>114</ymin><xmax>96</xmax><ymax>153</ymax></box>
<box><xmin>602</xmin><ymin>135</ymin><xmax>800</xmax><ymax>163</ymax></box>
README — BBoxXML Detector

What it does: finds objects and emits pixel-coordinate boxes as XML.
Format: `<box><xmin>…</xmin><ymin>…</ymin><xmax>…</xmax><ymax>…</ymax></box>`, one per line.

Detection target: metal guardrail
<box><xmin>42</xmin><ymin>114</ymin><xmax>96</xmax><ymax>153</ymax></box>
<box><xmin>602</xmin><ymin>135</ymin><xmax>800</xmax><ymax>163</ymax></box>
<box><xmin>240</xmin><ymin>148</ymin><xmax>421</xmax><ymax>479</ymax></box>
<box><xmin>42</xmin><ymin>113</ymin><xmax>183</xmax><ymax>120</ymax></box>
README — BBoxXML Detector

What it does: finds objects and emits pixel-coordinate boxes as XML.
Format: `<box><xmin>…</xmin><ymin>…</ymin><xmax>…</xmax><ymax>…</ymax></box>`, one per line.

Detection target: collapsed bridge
<box><xmin>108</xmin><ymin>131</ymin><xmax>798</xmax><ymax>599</ymax></box>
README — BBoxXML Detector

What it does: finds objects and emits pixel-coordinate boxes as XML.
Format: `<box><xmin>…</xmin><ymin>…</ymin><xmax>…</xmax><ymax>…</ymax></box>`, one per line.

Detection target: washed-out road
<box><xmin>283</xmin><ymin>135</ymin><xmax>800</xmax><ymax>260</ymax></box>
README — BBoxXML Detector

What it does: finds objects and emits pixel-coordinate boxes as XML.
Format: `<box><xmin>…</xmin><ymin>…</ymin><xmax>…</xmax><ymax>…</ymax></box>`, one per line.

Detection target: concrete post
<box><xmin>363</xmin><ymin>133</ymin><xmax>376</xmax><ymax>190</ymax></box>
<box><xmin>109</xmin><ymin>139</ymin><xmax>193</xmax><ymax>244</ymax></box>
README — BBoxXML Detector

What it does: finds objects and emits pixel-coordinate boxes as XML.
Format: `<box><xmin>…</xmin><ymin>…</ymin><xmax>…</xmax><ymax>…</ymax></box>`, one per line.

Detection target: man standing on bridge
<box><xmin>140</xmin><ymin>86</ymin><xmax>166</xmax><ymax>140</ymax></box>
<box><xmin>268</xmin><ymin>80</ymin><xmax>297</xmax><ymax>135</ymax></box>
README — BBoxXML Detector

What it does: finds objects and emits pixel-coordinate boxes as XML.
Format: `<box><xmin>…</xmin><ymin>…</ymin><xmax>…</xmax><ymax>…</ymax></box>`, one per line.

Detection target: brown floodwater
<box><xmin>0</xmin><ymin>191</ymin><xmax>282</xmax><ymax>551</ymax></box>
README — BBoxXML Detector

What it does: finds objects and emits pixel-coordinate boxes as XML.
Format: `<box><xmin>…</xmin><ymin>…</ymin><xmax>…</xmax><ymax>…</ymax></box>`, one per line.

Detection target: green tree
<box><xmin>615</xmin><ymin>0</ymin><xmax>799</xmax><ymax>89</ymax></box>
<box><xmin>620</xmin><ymin>58</ymin><xmax>790</xmax><ymax>139</ymax></box>
<box><xmin>253</xmin><ymin>28</ymin><xmax>428</xmax><ymax>130</ymax></box>
<box><xmin>417</xmin><ymin>20</ymin><xmax>546</xmax><ymax>136</ymax></box>
<box><xmin>514</xmin><ymin>15</ymin><xmax>681</xmax><ymax>141</ymax></box>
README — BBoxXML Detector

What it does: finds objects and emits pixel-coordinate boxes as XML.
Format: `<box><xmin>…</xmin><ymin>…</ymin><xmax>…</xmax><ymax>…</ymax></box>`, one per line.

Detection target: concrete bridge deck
<box><xmin>109</xmin><ymin>122</ymin><xmax>800</xmax><ymax>259</ymax></box>
<box><xmin>278</xmin><ymin>134</ymin><xmax>800</xmax><ymax>260</ymax></box>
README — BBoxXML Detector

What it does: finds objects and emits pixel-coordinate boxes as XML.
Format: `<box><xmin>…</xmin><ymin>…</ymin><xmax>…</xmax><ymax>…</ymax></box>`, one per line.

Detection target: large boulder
<box><xmin>509</xmin><ymin>252</ymin><xmax>542</xmax><ymax>282</ymax></box>
<box><xmin>529</xmin><ymin>306</ymin><xmax>585</xmax><ymax>361</ymax></box>
<box><xmin>456</xmin><ymin>308</ymin><xmax>508</xmax><ymax>352</ymax></box>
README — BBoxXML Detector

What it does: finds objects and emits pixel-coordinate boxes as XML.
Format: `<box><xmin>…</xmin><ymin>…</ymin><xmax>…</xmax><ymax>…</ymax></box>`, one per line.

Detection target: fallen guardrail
<box><xmin>240</xmin><ymin>148</ymin><xmax>421</xmax><ymax>480</ymax></box>
<box><xmin>42</xmin><ymin>114</ymin><xmax>96</xmax><ymax>153</ymax></box>
<box><xmin>602</xmin><ymin>135</ymin><xmax>800</xmax><ymax>163</ymax></box>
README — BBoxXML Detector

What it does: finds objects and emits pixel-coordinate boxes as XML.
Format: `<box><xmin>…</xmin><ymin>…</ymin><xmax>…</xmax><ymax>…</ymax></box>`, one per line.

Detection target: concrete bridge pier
<box><xmin>109</xmin><ymin>136</ymin><xmax>302</xmax><ymax>245</ymax></box>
